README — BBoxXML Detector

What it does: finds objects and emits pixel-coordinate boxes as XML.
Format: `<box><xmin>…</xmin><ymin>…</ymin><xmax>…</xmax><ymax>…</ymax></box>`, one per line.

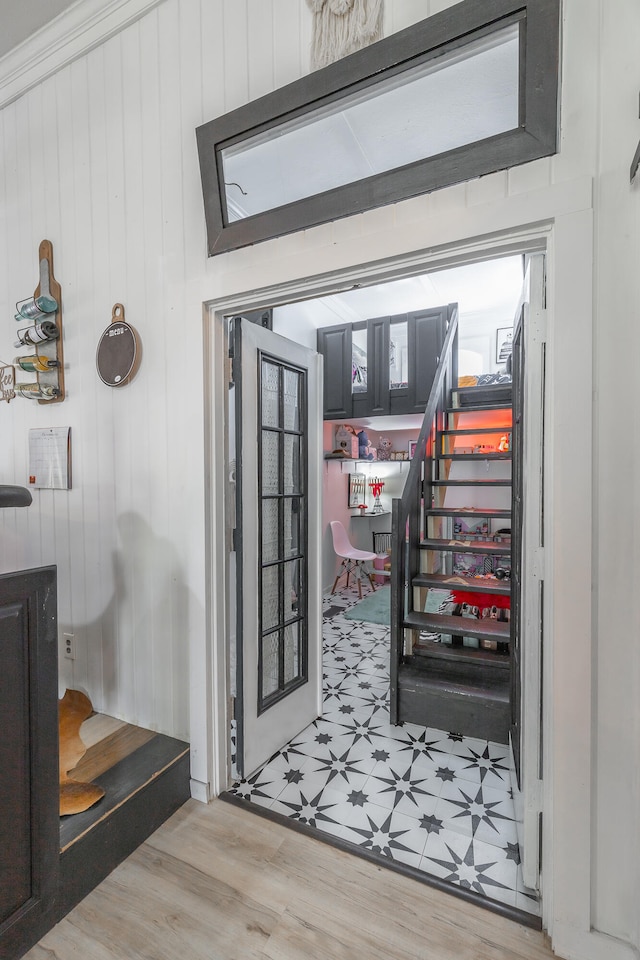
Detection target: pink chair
<box><xmin>329</xmin><ymin>521</ymin><xmax>377</xmax><ymax>599</ymax></box>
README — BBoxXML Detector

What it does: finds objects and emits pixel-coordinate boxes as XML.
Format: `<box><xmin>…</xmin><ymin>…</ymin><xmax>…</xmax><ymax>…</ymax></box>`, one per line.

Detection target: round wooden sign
<box><xmin>96</xmin><ymin>304</ymin><xmax>140</xmax><ymax>386</ymax></box>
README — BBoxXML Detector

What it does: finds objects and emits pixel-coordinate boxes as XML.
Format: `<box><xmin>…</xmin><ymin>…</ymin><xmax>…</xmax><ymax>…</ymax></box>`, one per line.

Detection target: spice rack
<box><xmin>13</xmin><ymin>240</ymin><xmax>65</xmax><ymax>403</ymax></box>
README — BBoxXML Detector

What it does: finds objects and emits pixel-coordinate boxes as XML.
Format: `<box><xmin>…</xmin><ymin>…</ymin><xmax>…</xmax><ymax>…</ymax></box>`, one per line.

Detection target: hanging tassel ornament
<box><xmin>306</xmin><ymin>0</ymin><xmax>384</xmax><ymax>70</ymax></box>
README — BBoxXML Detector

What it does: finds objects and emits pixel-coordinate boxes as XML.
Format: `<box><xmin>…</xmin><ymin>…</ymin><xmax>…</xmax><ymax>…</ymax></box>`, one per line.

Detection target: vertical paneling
<box><xmin>0</xmin><ymin>0</ymin><xmax>588</xmax><ymax>742</ymax></box>
<box><xmin>0</xmin><ymin>12</ymin><xmax>638</xmax><ymax>953</ymax></box>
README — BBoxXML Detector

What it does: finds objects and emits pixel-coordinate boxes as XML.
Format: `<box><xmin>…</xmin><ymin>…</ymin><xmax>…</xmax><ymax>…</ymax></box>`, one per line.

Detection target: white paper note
<box><xmin>28</xmin><ymin>427</ymin><xmax>71</xmax><ymax>489</ymax></box>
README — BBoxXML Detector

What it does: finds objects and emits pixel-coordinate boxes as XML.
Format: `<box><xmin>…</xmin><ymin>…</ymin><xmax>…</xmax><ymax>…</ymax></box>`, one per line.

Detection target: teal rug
<box><xmin>344</xmin><ymin>585</ymin><xmax>390</xmax><ymax>625</ymax></box>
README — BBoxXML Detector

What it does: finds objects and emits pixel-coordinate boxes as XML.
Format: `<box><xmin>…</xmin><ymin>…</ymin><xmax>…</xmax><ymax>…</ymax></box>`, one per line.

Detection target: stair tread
<box><xmin>409</xmin><ymin>637</ymin><xmax>510</xmax><ymax>666</ymax></box>
<box><xmin>446</xmin><ymin>404</ymin><xmax>511</xmax><ymax>414</ymax></box>
<box><xmin>404</xmin><ymin>609</ymin><xmax>511</xmax><ymax>642</ymax></box>
<box><xmin>440</xmin><ymin>427</ymin><xmax>512</xmax><ymax>436</ymax></box>
<box><xmin>413</xmin><ymin>573</ymin><xmax>511</xmax><ymax>595</ymax></box>
<box><xmin>431</xmin><ymin>479</ymin><xmax>511</xmax><ymax>486</ymax></box>
<box><xmin>399</xmin><ymin>661</ymin><xmax>510</xmax><ymax>700</ymax></box>
<box><xmin>425</xmin><ymin>507</ymin><xmax>511</xmax><ymax>518</ymax></box>
<box><xmin>436</xmin><ymin>452</ymin><xmax>512</xmax><ymax>461</ymax></box>
<box><xmin>420</xmin><ymin>538</ymin><xmax>511</xmax><ymax>555</ymax></box>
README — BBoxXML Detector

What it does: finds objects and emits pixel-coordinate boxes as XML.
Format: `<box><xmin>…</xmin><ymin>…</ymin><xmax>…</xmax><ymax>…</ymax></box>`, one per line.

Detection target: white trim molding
<box><xmin>0</xmin><ymin>0</ymin><xmax>167</xmax><ymax>109</ymax></box>
<box><xmin>552</xmin><ymin>925</ymin><xmax>640</xmax><ymax>960</ymax></box>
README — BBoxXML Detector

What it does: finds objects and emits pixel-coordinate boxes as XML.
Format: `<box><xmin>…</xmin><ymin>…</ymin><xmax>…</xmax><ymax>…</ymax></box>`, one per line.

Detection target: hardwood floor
<box><xmin>25</xmin><ymin>798</ymin><xmax>555</xmax><ymax>960</ymax></box>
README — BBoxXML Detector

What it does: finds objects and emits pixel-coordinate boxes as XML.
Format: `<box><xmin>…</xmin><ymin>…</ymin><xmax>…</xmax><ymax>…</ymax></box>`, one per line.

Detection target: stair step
<box><xmin>436</xmin><ymin>452</ymin><xmax>512</xmax><ymax>461</ymax></box>
<box><xmin>432</xmin><ymin>478</ymin><xmax>511</xmax><ymax>487</ymax></box>
<box><xmin>425</xmin><ymin>507</ymin><xmax>512</xmax><ymax>519</ymax></box>
<box><xmin>453</xmin><ymin>385</ymin><xmax>512</xmax><ymax>403</ymax></box>
<box><xmin>420</xmin><ymin>538</ymin><xmax>511</xmax><ymax>555</ymax></box>
<box><xmin>397</xmin><ymin>662</ymin><xmax>510</xmax><ymax>741</ymax></box>
<box><xmin>440</xmin><ymin>427</ymin><xmax>511</xmax><ymax>437</ymax></box>
<box><xmin>404</xmin><ymin>610</ymin><xmax>511</xmax><ymax>643</ymax></box>
<box><xmin>409</xmin><ymin>638</ymin><xmax>510</xmax><ymax>669</ymax></box>
<box><xmin>402</xmin><ymin>664</ymin><xmax>510</xmax><ymax>701</ymax></box>
<box><xmin>446</xmin><ymin>403</ymin><xmax>511</xmax><ymax>415</ymax></box>
<box><xmin>412</xmin><ymin>572</ymin><xmax>511</xmax><ymax>595</ymax></box>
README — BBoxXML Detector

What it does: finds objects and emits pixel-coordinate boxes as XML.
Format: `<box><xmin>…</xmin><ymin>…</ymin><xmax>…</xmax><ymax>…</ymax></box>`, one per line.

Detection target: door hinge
<box><xmin>532</xmin><ymin>547</ymin><xmax>545</xmax><ymax>579</ymax></box>
<box><xmin>227</xmin><ymin>356</ymin><xmax>234</xmax><ymax>386</ymax></box>
<box><xmin>232</xmin><ymin>527</ymin><xmax>239</xmax><ymax>553</ymax></box>
<box><xmin>528</xmin><ymin>777</ymin><xmax>544</xmax><ymax>813</ymax></box>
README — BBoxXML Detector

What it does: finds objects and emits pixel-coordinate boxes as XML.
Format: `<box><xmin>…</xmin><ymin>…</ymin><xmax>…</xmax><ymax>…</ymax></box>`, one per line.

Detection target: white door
<box><xmin>509</xmin><ymin>252</ymin><xmax>546</xmax><ymax>891</ymax></box>
<box><xmin>233</xmin><ymin>318</ymin><xmax>323</xmax><ymax>778</ymax></box>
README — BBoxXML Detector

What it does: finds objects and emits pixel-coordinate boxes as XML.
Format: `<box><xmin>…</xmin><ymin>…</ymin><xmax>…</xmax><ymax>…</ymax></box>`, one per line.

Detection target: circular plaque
<box><xmin>96</xmin><ymin>304</ymin><xmax>140</xmax><ymax>386</ymax></box>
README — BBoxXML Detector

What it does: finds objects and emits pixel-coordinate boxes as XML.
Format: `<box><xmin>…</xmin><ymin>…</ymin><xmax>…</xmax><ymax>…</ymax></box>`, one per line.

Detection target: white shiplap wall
<box><xmin>1</xmin><ymin>2</ymin><xmax>640</xmax><ymax>957</ymax></box>
<box><xmin>0</xmin><ymin>0</ymin><xmax>452</xmax><ymax>736</ymax></box>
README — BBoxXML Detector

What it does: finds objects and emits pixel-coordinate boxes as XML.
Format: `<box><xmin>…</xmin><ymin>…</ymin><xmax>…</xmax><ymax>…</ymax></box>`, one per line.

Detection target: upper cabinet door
<box><xmin>406</xmin><ymin>307</ymin><xmax>449</xmax><ymax>414</ymax></box>
<box><xmin>318</xmin><ymin>305</ymin><xmax>451</xmax><ymax>420</ymax></box>
<box><xmin>353</xmin><ymin>316</ymin><xmax>389</xmax><ymax>418</ymax></box>
<box><xmin>317</xmin><ymin>324</ymin><xmax>352</xmax><ymax>420</ymax></box>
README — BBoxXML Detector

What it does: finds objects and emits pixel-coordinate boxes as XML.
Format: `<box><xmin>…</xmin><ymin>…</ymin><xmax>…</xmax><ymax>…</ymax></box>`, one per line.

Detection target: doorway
<box><xmin>212</xmin><ymin>241</ymin><xmax>547</xmax><ymax>926</ymax></box>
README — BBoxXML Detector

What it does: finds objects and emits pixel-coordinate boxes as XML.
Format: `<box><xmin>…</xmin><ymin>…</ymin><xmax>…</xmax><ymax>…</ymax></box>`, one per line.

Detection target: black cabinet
<box><xmin>318</xmin><ymin>305</ymin><xmax>451</xmax><ymax>420</ymax></box>
<box><xmin>0</xmin><ymin>566</ymin><xmax>59</xmax><ymax>960</ymax></box>
<box><xmin>317</xmin><ymin>323</ymin><xmax>352</xmax><ymax>420</ymax></box>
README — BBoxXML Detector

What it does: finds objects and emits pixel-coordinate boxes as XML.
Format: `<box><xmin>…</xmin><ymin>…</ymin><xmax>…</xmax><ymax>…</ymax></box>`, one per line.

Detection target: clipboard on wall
<box><xmin>28</xmin><ymin>427</ymin><xmax>71</xmax><ymax>489</ymax></box>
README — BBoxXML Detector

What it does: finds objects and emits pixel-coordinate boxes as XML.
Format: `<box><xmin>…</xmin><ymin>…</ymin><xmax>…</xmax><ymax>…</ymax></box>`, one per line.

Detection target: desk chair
<box><xmin>329</xmin><ymin>520</ymin><xmax>377</xmax><ymax>599</ymax></box>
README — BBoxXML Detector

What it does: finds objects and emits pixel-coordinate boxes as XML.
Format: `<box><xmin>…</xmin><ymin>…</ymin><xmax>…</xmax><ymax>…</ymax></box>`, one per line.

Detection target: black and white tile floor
<box><xmin>229</xmin><ymin>587</ymin><xmax>539</xmax><ymax>917</ymax></box>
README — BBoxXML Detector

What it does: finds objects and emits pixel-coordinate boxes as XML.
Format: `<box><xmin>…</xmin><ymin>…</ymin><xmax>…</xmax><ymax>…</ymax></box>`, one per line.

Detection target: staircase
<box><xmin>390</xmin><ymin>316</ymin><xmax>514</xmax><ymax>744</ymax></box>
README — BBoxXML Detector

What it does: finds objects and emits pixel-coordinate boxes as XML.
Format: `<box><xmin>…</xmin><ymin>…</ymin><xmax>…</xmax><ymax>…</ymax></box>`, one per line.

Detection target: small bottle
<box><xmin>15</xmin><ymin>382</ymin><xmax>61</xmax><ymax>400</ymax></box>
<box><xmin>14</xmin><ymin>354</ymin><xmax>59</xmax><ymax>373</ymax></box>
<box><xmin>14</xmin><ymin>320</ymin><xmax>59</xmax><ymax>348</ymax></box>
<box><xmin>16</xmin><ymin>294</ymin><xmax>58</xmax><ymax>319</ymax></box>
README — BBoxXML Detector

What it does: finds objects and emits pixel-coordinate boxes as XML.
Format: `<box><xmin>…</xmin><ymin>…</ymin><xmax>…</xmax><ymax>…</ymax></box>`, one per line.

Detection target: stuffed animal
<box><xmin>377</xmin><ymin>436</ymin><xmax>392</xmax><ymax>461</ymax></box>
<box><xmin>357</xmin><ymin>429</ymin><xmax>375</xmax><ymax>460</ymax></box>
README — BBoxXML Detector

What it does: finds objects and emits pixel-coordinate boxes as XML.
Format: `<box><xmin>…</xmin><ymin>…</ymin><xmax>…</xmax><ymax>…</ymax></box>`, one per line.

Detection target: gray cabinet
<box><xmin>0</xmin><ymin>566</ymin><xmax>59</xmax><ymax>960</ymax></box>
<box><xmin>318</xmin><ymin>305</ymin><xmax>451</xmax><ymax>420</ymax></box>
<box><xmin>317</xmin><ymin>323</ymin><xmax>352</xmax><ymax>420</ymax></box>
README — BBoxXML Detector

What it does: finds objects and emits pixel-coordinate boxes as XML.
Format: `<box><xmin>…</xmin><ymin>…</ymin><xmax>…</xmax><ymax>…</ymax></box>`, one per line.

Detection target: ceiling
<box><xmin>0</xmin><ymin>0</ymin><xmax>77</xmax><ymax>59</ymax></box>
<box><xmin>273</xmin><ymin>255</ymin><xmax>525</xmax><ymax>332</ymax></box>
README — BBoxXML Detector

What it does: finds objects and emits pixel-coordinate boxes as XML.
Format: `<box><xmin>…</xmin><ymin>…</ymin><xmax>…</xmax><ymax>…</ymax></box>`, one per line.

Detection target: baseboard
<box><xmin>552</xmin><ymin>923</ymin><xmax>640</xmax><ymax>960</ymax></box>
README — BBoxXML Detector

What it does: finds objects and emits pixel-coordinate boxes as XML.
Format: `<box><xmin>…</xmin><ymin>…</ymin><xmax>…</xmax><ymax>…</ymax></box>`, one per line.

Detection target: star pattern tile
<box><xmin>229</xmin><ymin>586</ymin><xmax>540</xmax><ymax>917</ymax></box>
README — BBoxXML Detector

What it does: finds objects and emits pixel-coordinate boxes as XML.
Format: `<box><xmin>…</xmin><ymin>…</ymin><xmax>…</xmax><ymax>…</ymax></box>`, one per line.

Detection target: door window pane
<box><xmin>283</xmin><ymin>560</ymin><xmax>301</xmax><ymax>621</ymax></box>
<box><xmin>262</xmin><ymin>565</ymin><xmax>279</xmax><ymax>632</ymax></box>
<box><xmin>283</xmin><ymin>368</ymin><xmax>302</xmax><ymax>431</ymax></box>
<box><xmin>283</xmin><ymin>497</ymin><xmax>302</xmax><ymax>559</ymax></box>
<box><xmin>262</xmin><ymin>499</ymin><xmax>280</xmax><ymax>563</ymax></box>
<box><xmin>262</xmin><ymin>632</ymin><xmax>280</xmax><ymax>698</ymax></box>
<box><xmin>390</xmin><ymin>320</ymin><xmax>409</xmax><ymax>389</ymax></box>
<box><xmin>261</xmin><ymin>360</ymin><xmax>280</xmax><ymax>426</ymax></box>
<box><xmin>284</xmin><ymin>622</ymin><xmax>300</xmax><ymax>684</ymax></box>
<box><xmin>283</xmin><ymin>435</ymin><xmax>301</xmax><ymax>495</ymax></box>
<box><xmin>261</xmin><ymin>431</ymin><xmax>280</xmax><ymax>495</ymax></box>
<box><xmin>352</xmin><ymin>325</ymin><xmax>368</xmax><ymax>394</ymax></box>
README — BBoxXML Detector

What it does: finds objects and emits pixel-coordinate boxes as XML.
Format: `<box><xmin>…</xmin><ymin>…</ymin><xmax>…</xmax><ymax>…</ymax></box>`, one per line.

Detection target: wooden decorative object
<box><xmin>34</xmin><ymin>239</ymin><xmax>65</xmax><ymax>404</ymax></box>
<box><xmin>59</xmin><ymin>689</ymin><xmax>105</xmax><ymax>816</ymax></box>
<box><xmin>96</xmin><ymin>303</ymin><xmax>141</xmax><ymax>387</ymax></box>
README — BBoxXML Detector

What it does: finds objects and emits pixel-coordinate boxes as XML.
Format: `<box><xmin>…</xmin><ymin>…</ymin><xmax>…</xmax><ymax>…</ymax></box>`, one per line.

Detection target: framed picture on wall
<box><xmin>408</xmin><ymin>440</ymin><xmax>418</xmax><ymax>459</ymax></box>
<box><xmin>496</xmin><ymin>327</ymin><xmax>514</xmax><ymax>364</ymax></box>
<box><xmin>348</xmin><ymin>472</ymin><xmax>367</xmax><ymax>508</ymax></box>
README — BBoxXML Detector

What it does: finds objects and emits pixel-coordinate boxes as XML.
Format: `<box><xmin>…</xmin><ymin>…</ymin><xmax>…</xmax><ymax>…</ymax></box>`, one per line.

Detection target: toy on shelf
<box><xmin>357</xmin><ymin>429</ymin><xmax>375</xmax><ymax>460</ymax></box>
<box><xmin>377</xmin><ymin>436</ymin><xmax>392</xmax><ymax>460</ymax></box>
<box><xmin>369</xmin><ymin>477</ymin><xmax>385</xmax><ymax>514</ymax></box>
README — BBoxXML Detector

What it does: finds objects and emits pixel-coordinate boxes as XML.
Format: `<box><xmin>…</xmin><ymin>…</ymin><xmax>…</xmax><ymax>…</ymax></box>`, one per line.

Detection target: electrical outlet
<box><xmin>63</xmin><ymin>632</ymin><xmax>76</xmax><ymax>660</ymax></box>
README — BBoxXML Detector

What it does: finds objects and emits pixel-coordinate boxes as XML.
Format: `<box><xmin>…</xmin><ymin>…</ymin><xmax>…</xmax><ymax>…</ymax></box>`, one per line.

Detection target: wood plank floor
<box><xmin>26</xmin><ymin>798</ymin><xmax>556</xmax><ymax>960</ymax></box>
